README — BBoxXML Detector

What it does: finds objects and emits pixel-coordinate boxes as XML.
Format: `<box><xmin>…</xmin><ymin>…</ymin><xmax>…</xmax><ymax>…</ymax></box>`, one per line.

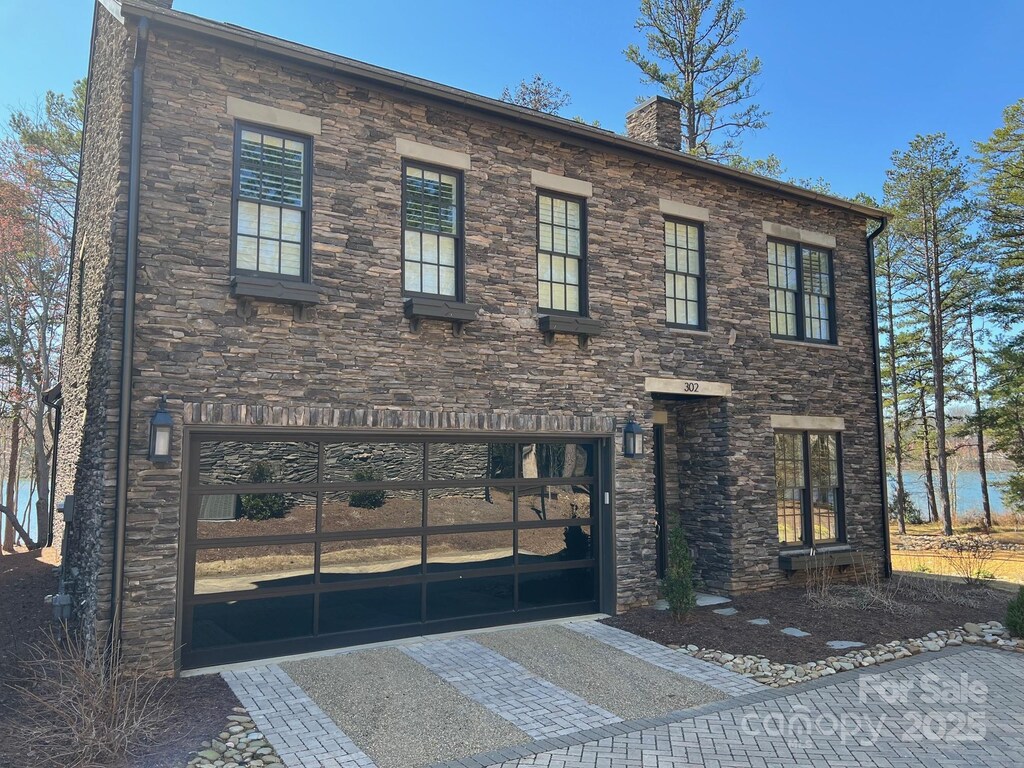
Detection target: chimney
<box><xmin>625</xmin><ymin>96</ymin><xmax>682</xmax><ymax>151</ymax></box>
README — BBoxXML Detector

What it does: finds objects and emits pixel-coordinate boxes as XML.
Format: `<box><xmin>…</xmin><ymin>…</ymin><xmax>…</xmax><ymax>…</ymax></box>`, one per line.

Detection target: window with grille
<box><xmin>664</xmin><ymin>219</ymin><xmax>705</xmax><ymax>329</ymax></box>
<box><xmin>537</xmin><ymin>192</ymin><xmax>585</xmax><ymax>315</ymax></box>
<box><xmin>774</xmin><ymin>431</ymin><xmax>844</xmax><ymax>547</ymax></box>
<box><xmin>767</xmin><ymin>239</ymin><xmax>834</xmax><ymax>342</ymax></box>
<box><xmin>403</xmin><ymin>163</ymin><xmax>461</xmax><ymax>298</ymax></box>
<box><xmin>233</xmin><ymin>125</ymin><xmax>310</xmax><ymax>280</ymax></box>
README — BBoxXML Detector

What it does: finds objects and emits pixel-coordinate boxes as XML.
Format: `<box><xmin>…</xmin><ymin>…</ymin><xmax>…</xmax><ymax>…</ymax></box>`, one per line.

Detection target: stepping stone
<box><xmin>781</xmin><ymin>627</ymin><xmax>811</xmax><ymax>638</ymax></box>
<box><xmin>712</xmin><ymin>607</ymin><xmax>738</xmax><ymax>616</ymax></box>
<box><xmin>695</xmin><ymin>593</ymin><xmax>732</xmax><ymax>607</ymax></box>
<box><xmin>826</xmin><ymin>640</ymin><xmax>866</xmax><ymax>650</ymax></box>
<box><xmin>747</xmin><ymin>618</ymin><xmax>771</xmax><ymax>626</ymax></box>
<box><xmin>653</xmin><ymin>599</ymin><xmax>670</xmax><ymax>611</ymax></box>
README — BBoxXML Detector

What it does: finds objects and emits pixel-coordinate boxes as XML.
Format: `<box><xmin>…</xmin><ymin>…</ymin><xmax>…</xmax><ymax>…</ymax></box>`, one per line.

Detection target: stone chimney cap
<box><xmin>625</xmin><ymin>95</ymin><xmax>683</xmax><ymax>117</ymax></box>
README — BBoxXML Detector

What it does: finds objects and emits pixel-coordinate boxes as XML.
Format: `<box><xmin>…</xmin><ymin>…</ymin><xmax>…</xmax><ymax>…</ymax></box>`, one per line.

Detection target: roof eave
<box><xmin>117</xmin><ymin>0</ymin><xmax>887</xmax><ymax>220</ymax></box>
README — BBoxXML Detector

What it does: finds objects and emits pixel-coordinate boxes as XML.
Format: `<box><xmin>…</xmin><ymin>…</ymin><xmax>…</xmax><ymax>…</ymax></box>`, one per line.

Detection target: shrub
<box><xmin>912</xmin><ymin>563</ymin><xmax>931</xmax><ymax>573</ymax></box>
<box><xmin>238</xmin><ymin>461</ymin><xmax>289</xmax><ymax>521</ymax></box>
<box><xmin>348</xmin><ymin>467</ymin><xmax>387</xmax><ymax>509</ymax></box>
<box><xmin>7</xmin><ymin>627</ymin><xmax>171</xmax><ymax>768</ymax></box>
<box><xmin>662</xmin><ymin>526</ymin><xmax>696</xmax><ymax>618</ymax></box>
<box><xmin>1007</xmin><ymin>587</ymin><xmax>1024</xmax><ymax>639</ymax></box>
<box><xmin>939</xmin><ymin>534</ymin><xmax>998</xmax><ymax>585</ymax></box>
<box><xmin>562</xmin><ymin>518</ymin><xmax>591</xmax><ymax>560</ymax></box>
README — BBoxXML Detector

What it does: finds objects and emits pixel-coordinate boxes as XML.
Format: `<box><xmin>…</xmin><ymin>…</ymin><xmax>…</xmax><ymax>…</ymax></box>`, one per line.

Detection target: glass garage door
<box><xmin>181</xmin><ymin>434</ymin><xmax>606</xmax><ymax>667</ymax></box>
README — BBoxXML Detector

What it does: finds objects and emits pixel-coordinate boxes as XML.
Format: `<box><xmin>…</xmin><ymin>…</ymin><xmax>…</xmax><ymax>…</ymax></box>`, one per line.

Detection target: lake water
<box><xmin>899</xmin><ymin>469</ymin><xmax>1013</xmax><ymax>518</ymax></box>
<box><xmin>0</xmin><ymin>479</ymin><xmax>40</xmax><ymax>543</ymax></box>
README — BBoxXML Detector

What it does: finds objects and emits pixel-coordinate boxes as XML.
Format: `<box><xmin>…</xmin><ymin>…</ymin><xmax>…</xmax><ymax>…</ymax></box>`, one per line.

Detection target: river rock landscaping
<box><xmin>605</xmin><ymin>576</ymin><xmax>1020</xmax><ymax>688</ymax></box>
<box><xmin>184</xmin><ymin>708</ymin><xmax>284</xmax><ymax>768</ymax></box>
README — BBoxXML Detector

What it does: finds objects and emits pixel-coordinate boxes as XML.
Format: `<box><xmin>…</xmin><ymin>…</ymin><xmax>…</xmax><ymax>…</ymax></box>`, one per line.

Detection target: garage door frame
<box><xmin>174</xmin><ymin>426</ymin><xmax>616</xmax><ymax>669</ymax></box>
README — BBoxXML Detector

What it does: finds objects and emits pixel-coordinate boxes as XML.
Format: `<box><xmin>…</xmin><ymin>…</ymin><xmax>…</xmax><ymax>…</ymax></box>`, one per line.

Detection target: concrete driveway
<box><xmin>220</xmin><ymin>619</ymin><xmax>1024</xmax><ymax>768</ymax></box>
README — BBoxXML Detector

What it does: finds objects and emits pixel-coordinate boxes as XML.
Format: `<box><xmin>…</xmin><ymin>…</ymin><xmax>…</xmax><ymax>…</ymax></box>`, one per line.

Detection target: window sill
<box><xmin>779</xmin><ymin>546</ymin><xmax>856</xmax><ymax>572</ymax></box>
<box><xmin>403</xmin><ymin>297</ymin><xmax>481</xmax><ymax>334</ymax></box>
<box><xmin>538</xmin><ymin>314</ymin><xmax>604</xmax><ymax>348</ymax></box>
<box><xmin>771</xmin><ymin>337</ymin><xmax>841</xmax><ymax>350</ymax></box>
<box><xmin>666</xmin><ymin>324</ymin><xmax>712</xmax><ymax>337</ymax></box>
<box><xmin>231</xmin><ymin>275</ymin><xmax>322</xmax><ymax>306</ymax></box>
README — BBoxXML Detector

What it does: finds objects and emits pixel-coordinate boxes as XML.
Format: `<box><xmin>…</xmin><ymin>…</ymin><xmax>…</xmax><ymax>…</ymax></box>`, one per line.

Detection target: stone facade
<box><xmin>56</xmin><ymin>1</ymin><xmax>886</xmax><ymax>673</ymax></box>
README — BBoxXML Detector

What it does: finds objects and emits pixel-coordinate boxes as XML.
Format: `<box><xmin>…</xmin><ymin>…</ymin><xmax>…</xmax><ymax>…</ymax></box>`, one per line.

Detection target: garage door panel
<box><xmin>323</xmin><ymin>441</ymin><xmax>424</xmax><ymax>483</ymax></box>
<box><xmin>194</xmin><ymin>543</ymin><xmax>315</xmax><ymax>594</ymax></box>
<box><xmin>428</xmin><ymin>442</ymin><xmax>516</xmax><ymax>480</ymax></box>
<box><xmin>191</xmin><ymin>594</ymin><xmax>314</xmax><ymax>650</ymax></box>
<box><xmin>319</xmin><ymin>584</ymin><xmax>422</xmax><ymax>634</ymax></box>
<box><xmin>321</xmin><ymin>489</ymin><xmax>422</xmax><ymax>532</ymax></box>
<box><xmin>196</xmin><ymin>491</ymin><xmax>317</xmax><ymax>539</ymax></box>
<box><xmin>518</xmin><ymin>484</ymin><xmax>594</xmax><ymax>522</ymax></box>
<box><xmin>518</xmin><ymin>567</ymin><xmax>595</xmax><ymax>609</ymax></box>
<box><xmin>427</xmin><ymin>486</ymin><xmax>514</xmax><ymax>526</ymax></box>
<box><xmin>517</xmin><ymin>524</ymin><xmax>592</xmax><ymax>564</ymax></box>
<box><xmin>198</xmin><ymin>440</ymin><xmax>319</xmax><ymax>486</ymax></box>
<box><xmin>426</xmin><ymin>531</ymin><xmax>514</xmax><ymax>573</ymax></box>
<box><xmin>426</xmin><ymin>575</ymin><xmax>514</xmax><ymax>621</ymax></box>
<box><xmin>319</xmin><ymin>537</ymin><xmax>423</xmax><ymax>583</ymax></box>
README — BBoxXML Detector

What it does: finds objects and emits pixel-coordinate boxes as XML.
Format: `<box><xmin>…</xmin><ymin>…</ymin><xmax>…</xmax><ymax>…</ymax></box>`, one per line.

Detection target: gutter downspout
<box><xmin>866</xmin><ymin>216</ymin><xmax>892</xmax><ymax>578</ymax></box>
<box><xmin>110</xmin><ymin>15</ymin><xmax>149</xmax><ymax>653</ymax></box>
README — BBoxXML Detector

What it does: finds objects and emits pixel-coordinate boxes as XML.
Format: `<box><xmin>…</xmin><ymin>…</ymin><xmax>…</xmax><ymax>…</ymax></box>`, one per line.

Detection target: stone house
<box><xmin>54</xmin><ymin>0</ymin><xmax>890</xmax><ymax>673</ymax></box>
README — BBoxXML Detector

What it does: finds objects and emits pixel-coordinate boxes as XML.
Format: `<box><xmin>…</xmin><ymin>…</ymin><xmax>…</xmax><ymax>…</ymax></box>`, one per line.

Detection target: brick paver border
<box><xmin>428</xmin><ymin>644</ymin><xmax>989</xmax><ymax>768</ymax></box>
<box><xmin>223</xmin><ymin>663</ymin><xmax>377</xmax><ymax>768</ymax></box>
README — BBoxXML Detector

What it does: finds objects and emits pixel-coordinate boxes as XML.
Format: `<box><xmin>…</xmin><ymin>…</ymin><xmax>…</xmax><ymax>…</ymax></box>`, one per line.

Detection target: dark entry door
<box><xmin>653</xmin><ymin>424</ymin><xmax>668</xmax><ymax>578</ymax></box>
<box><xmin>181</xmin><ymin>433</ymin><xmax>606</xmax><ymax>667</ymax></box>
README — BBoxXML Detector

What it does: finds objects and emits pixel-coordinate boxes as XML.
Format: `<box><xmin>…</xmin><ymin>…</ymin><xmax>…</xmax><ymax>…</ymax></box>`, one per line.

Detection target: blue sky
<box><xmin>1</xmin><ymin>0</ymin><xmax>1020</xmax><ymax>200</ymax></box>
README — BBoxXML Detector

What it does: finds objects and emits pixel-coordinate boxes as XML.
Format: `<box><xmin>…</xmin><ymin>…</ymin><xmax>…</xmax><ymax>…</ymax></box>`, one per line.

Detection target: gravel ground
<box><xmin>476</xmin><ymin>625</ymin><xmax>726</xmax><ymax>719</ymax></box>
<box><xmin>283</xmin><ymin>647</ymin><xmax>526</xmax><ymax>768</ymax></box>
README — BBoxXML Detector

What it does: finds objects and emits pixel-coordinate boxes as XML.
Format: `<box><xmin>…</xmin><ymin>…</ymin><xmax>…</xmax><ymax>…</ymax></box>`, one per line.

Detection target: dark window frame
<box><xmin>400</xmin><ymin>159</ymin><xmax>466</xmax><ymax>301</ymax></box>
<box><xmin>774</xmin><ymin>429</ymin><xmax>846</xmax><ymax>549</ymax></box>
<box><xmin>767</xmin><ymin>237</ymin><xmax>836</xmax><ymax>344</ymax></box>
<box><xmin>536</xmin><ymin>190</ymin><xmax>589</xmax><ymax>317</ymax></box>
<box><xmin>230</xmin><ymin>121</ymin><xmax>314</xmax><ymax>283</ymax></box>
<box><xmin>664</xmin><ymin>216</ymin><xmax>707</xmax><ymax>330</ymax></box>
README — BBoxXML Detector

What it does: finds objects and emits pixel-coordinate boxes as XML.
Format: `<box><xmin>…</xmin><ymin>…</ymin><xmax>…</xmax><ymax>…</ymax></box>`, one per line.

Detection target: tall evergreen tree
<box><xmin>884</xmin><ymin>134</ymin><xmax>978</xmax><ymax>535</ymax></box>
<box><xmin>625</xmin><ymin>0</ymin><xmax>766</xmax><ymax>161</ymax></box>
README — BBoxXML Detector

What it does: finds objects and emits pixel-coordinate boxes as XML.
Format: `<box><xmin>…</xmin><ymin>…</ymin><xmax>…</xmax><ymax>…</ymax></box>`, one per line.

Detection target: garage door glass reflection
<box><xmin>427</xmin><ymin>531</ymin><xmax>514</xmax><ymax>572</ymax></box>
<box><xmin>319</xmin><ymin>537</ymin><xmax>422</xmax><ymax>583</ymax></box>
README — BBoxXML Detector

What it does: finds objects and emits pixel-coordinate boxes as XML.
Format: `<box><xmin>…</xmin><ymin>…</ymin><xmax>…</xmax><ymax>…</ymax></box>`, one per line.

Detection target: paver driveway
<box><xmin>220</xmin><ymin>619</ymin><xmax>1024</xmax><ymax>768</ymax></box>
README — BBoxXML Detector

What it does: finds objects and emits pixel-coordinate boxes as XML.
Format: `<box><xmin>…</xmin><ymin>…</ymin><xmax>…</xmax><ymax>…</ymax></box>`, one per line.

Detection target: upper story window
<box><xmin>767</xmin><ymin>239</ymin><xmax>834</xmax><ymax>343</ymax></box>
<box><xmin>403</xmin><ymin>163</ymin><xmax>462</xmax><ymax>298</ymax></box>
<box><xmin>537</xmin><ymin>192</ymin><xmax>586</xmax><ymax>315</ymax></box>
<box><xmin>664</xmin><ymin>218</ymin><xmax>705</xmax><ymax>329</ymax></box>
<box><xmin>774</xmin><ymin>430</ymin><xmax>844</xmax><ymax>547</ymax></box>
<box><xmin>233</xmin><ymin>124</ymin><xmax>311</xmax><ymax>281</ymax></box>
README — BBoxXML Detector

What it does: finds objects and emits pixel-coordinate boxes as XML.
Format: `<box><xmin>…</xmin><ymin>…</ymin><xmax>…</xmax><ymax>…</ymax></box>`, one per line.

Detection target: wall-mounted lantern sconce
<box><xmin>622</xmin><ymin>416</ymin><xmax>644</xmax><ymax>458</ymax></box>
<box><xmin>149</xmin><ymin>396</ymin><xmax>173</xmax><ymax>464</ymax></box>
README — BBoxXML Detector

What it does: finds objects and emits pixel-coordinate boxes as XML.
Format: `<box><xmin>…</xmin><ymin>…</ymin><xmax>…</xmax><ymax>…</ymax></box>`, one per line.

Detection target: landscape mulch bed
<box><xmin>604</xmin><ymin>581</ymin><xmax>1013</xmax><ymax>665</ymax></box>
<box><xmin>0</xmin><ymin>548</ymin><xmax>237</xmax><ymax>768</ymax></box>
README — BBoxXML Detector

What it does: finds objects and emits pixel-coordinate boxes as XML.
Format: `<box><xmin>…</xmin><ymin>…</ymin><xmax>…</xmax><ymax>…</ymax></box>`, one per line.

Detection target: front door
<box><xmin>653</xmin><ymin>424</ymin><xmax>668</xmax><ymax>578</ymax></box>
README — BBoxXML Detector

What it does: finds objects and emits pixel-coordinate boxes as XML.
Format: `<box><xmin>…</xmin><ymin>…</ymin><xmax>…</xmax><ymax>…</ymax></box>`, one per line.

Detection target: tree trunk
<box><xmin>884</xmin><ymin>244</ymin><xmax>907</xmax><ymax>534</ymax></box>
<box><xmin>967</xmin><ymin>308</ymin><xmax>993</xmax><ymax>529</ymax></box>
<box><xmin>4</xmin><ymin>409</ymin><xmax>21</xmax><ymax>552</ymax></box>
<box><xmin>0</xmin><ymin>502</ymin><xmax>36</xmax><ymax>549</ymax></box>
<box><xmin>923</xmin><ymin>190</ymin><xmax>953</xmax><ymax>535</ymax></box>
<box><xmin>920</xmin><ymin>391</ymin><xmax>938</xmax><ymax>524</ymax></box>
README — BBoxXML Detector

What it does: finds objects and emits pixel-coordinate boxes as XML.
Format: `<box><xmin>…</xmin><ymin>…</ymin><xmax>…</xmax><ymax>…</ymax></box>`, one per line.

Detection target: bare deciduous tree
<box><xmin>500</xmin><ymin>74</ymin><xmax>572</xmax><ymax>115</ymax></box>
